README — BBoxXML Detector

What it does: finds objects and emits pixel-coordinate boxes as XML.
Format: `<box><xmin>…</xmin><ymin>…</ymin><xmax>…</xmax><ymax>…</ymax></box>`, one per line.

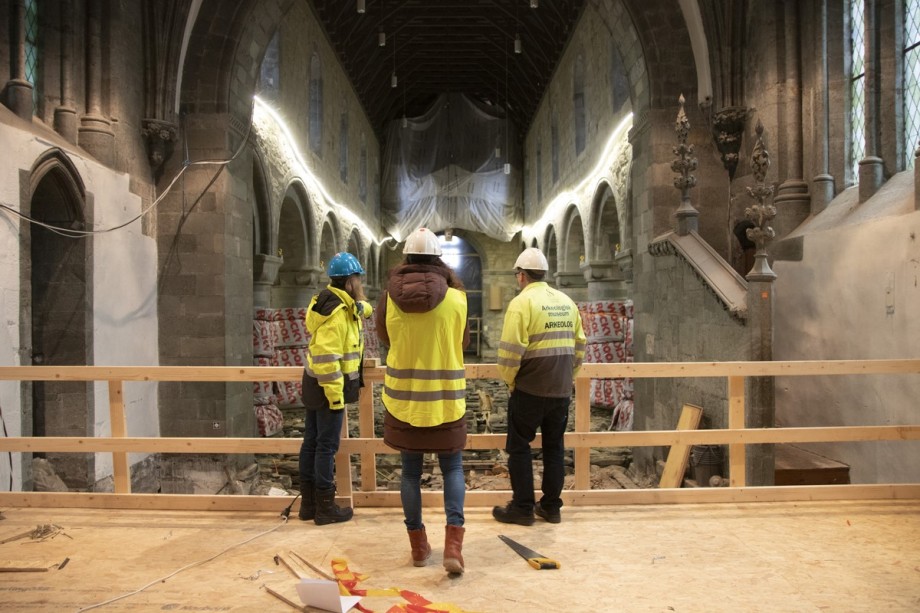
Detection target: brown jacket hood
<box><xmin>385</xmin><ymin>263</ymin><xmax>450</xmax><ymax>313</ymax></box>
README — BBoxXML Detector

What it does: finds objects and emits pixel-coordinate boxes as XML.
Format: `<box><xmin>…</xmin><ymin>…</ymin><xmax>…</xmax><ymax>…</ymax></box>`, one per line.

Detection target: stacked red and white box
<box><xmin>272</xmin><ymin>307</ymin><xmax>311</xmax><ymax>348</ymax></box>
<box><xmin>252</xmin><ymin>319</ymin><xmax>274</xmax><ymax>358</ymax></box>
<box><xmin>363</xmin><ymin>314</ymin><xmax>379</xmax><ymax>359</ymax></box>
<box><xmin>255</xmin><ymin>404</ymin><xmax>284</xmax><ymax>437</ymax></box>
<box><xmin>610</xmin><ymin>399</ymin><xmax>634</xmax><ymax>431</ymax></box>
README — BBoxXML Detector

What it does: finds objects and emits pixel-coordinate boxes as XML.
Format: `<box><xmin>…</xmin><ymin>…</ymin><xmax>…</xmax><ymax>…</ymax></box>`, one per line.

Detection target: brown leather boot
<box><xmin>443</xmin><ymin>524</ymin><xmax>465</xmax><ymax>574</ymax></box>
<box><xmin>407</xmin><ymin>527</ymin><xmax>431</xmax><ymax>567</ymax></box>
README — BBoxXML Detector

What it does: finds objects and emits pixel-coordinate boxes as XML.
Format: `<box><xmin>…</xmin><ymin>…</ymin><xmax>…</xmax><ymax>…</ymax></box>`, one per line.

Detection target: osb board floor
<box><xmin>0</xmin><ymin>501</ymin><xmax>918</xmax><ymax>612</ymax></box>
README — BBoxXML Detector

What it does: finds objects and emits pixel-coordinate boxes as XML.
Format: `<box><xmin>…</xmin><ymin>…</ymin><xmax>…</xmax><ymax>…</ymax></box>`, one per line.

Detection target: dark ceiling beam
<box><xmin>308</xmin><ymin>0</ymin><xmax>585</xmax><ymax>136</ymax></box>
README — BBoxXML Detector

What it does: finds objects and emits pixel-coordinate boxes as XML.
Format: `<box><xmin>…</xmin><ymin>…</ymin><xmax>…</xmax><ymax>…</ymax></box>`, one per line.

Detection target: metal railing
<box><xmin>0</xmin><ymin>360</ymin><xmax>918</xmax><ymax>511</ymax></box>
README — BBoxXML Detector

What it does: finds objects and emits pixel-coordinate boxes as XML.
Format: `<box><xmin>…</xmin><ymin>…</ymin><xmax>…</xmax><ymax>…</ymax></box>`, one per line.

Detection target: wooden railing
<box><xmin>0</xmin><ymin>360</ymin><xmax>918</xmax><ymax>511</ymax></box>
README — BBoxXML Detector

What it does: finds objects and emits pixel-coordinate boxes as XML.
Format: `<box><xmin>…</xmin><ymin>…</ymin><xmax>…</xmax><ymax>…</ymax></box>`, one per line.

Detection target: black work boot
<box><xmin>534</xmin><ymin>502</ymin><xmax>561</xmax><ymax>524</ymax></box>
<box><xmin>298</xmin><ymin>482</ymin><xmax>315</xmax><ymax>521</ymax></box>
<box><xmin>491</xmin><ymin>501</ymin><xmax>535</xmax><ymax>526</ymax></box>
<box><xmin>314</xmin><ymin>487</ymin><xmax>353</xmax><ymax>525</ymax></box>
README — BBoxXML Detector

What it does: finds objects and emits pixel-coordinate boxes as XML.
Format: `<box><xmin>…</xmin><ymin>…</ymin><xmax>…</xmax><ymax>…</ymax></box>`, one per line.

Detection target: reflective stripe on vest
<box><xmin>383</xmin><ymin>287</ymin><xmax>467</xmax><ymax>427</ymax></box>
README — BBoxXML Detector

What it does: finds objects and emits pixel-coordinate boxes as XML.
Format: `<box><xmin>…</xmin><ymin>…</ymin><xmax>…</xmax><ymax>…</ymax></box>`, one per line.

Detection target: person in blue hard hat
<box><xmin>298</xmin><ymin>251</ymin><xmax>373</xmax><ymax>525</ymax></box>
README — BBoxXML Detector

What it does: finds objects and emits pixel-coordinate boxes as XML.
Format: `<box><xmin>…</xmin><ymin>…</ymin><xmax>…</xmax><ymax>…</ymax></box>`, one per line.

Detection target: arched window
<box><xmin>904</xmin><ymin>0</ymin><xmax>920</xmax><ymax>168</ymax></box>
<box><xmin>258</xmin><ymin>31</ymin><xmax>281</xmax><ymax>102</ymax></box>
<box><xmin>610</xmin><ymin>42</ymin><xmax>629</xmax><ymax>112</ymax></box>
<box><xmin>25</xmin><ymin>0</ymin><xmax>39</xmax><ymax>114</ymax></box>
<box><xmin>536</xmin><ymin>141</ymin><xmax>543</xmax><ymax>202</ymax></box>
<box><xmin>339</xmin><ymin>109</ymin><xmax>349</xmax><ymax>182</ymax></box>
<box><xmin>848</xmin><ymin>0</ymin><xmax>866</xmax><ymax>182</ymax></box>
<box><xmin>309</xmin><ymin>53</ymin><xmax>323</xmax><ymax>154</ymax></box>
<box><xmin>573</xmin><ymin>53</ymin><xmax>587</xmax><ymax>155</ymax></box>
<box><xmin>358</xmin><ymin>134</ymin><xmax>367</xmax><ymax>203</ymax></box>
<box><xmin>551</xmin><ymin>113</ymin><xmax>559</xmax><ymax>184</ymax></box>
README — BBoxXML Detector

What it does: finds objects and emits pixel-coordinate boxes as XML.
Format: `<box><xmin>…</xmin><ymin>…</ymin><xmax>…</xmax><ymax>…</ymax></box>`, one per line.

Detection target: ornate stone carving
<box><xmin>744</xmin><ymin>120</ymin><xmax>777</xmax><ymax>282</ymax></box>
<box><xmin>142</xmin><ymin>118</ymin><xmax>178</xmax><ymax>177</ymax></box>
<box><xmin>711</xmin><ymin>106</ymin><xmax>749</xmax><ymax>179</ymax></box>
<box><xmin>671</xmin><ymin>94</ymin><xmax>699</xmax><ymax>235</ymax></box>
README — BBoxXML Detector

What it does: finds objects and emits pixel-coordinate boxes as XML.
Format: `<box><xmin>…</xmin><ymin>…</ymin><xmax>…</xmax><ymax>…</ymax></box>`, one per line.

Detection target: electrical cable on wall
<box><xmin>0</xmin><ymin>102</ymin><xmax>255</xmax><ymax>240</ymax></box>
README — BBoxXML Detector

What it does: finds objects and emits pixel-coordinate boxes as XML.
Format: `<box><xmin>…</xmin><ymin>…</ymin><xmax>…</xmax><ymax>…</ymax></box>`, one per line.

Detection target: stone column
<box><xmin>810</xmin><ymin>1</ymin><xmax>834</xmax><ymax>214</ymax></box>
<box><xmin>581</xmin><ymin>261</ymin><xmax>627</xmax><ymax>300</ymax></box>
<box><xmin>744</xmin><ymin>120</ymin><xmax>777</xmax><ymax>486</ymax></box>
<box><xmin>53</xmin><ymin>1</ymin><xmax>78</xmax><ymax>143</ymax></box>
<box><xmin>858</xmin><ymin>0</ymin><xmax>884</xmax><ymax>202</ymax></box>
<box><xmin>4</xmin><ymin>0</ymin><xmax>34</xmax><ymax>120</ymax></box>
<box><xmin>78</xmin><ymin>0</ymin><xmax>115</xmax><ymax>166</ymax></box>
<box><xmin>774</xmin><ymin>0</ymin><xmax>810</xmax><ymax>239</ymax></box>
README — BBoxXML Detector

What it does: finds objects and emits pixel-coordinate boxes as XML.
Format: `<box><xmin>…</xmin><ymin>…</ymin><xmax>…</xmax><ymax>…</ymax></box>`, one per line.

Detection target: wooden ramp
<box><xmin>775</xmin><ymin>444</ymin><xmax>851</xmax><ymax>485</ymax></box>
<box><xmin>0</xmin><ymin>501</ymin><xmax>918</xmax><ymax>612</ymax></box>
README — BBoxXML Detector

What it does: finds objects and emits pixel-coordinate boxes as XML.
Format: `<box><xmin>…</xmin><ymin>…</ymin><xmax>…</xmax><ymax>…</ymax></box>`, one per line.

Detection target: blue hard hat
<box><xmin>327</xmin><ymin>252</ymin><xmax>364</xmax><ymax>277</ymax></box>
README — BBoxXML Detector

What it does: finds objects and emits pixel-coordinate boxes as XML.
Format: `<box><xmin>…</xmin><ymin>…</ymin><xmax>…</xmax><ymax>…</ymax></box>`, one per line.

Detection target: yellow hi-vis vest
<box><xmin>382</xmin><ymin>287</ymin><xmax>467</xmax><ymax>427</ymax></box>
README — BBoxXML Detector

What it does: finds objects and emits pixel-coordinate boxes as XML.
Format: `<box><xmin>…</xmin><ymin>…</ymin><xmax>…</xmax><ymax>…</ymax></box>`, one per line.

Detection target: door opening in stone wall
<box><xmin>437</xmin><ymin>233</ymin><xmax>482</xmax><ymax>357</ymax></box>
<box><xmin>28</xmin><ymin>161</ymin><xmax>93</xmax><ymax>490</ymax></box>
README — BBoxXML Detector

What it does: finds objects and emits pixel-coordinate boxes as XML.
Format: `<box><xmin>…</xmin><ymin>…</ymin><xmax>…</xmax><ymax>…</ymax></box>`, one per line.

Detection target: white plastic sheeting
<box><xmin>381</xmin><ymin>93</ymin><xmax>523</xmax><ymax>242</ymax></box>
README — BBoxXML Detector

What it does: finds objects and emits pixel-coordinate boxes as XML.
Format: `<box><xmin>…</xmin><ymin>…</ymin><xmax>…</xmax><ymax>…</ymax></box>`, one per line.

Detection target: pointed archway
<box><xmin>26</xmin><ymin>150</ymin><xmax>93</xmax><ymax>489</ymax></box>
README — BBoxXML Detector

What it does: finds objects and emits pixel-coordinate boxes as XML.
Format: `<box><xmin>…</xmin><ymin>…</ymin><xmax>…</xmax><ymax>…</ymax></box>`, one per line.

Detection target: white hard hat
<box><xmin>403</xmin><ymin>227</ymin><xmax>442</xmax><ymax>256</ymax></box>
<box><xmin>514</xmin><ymin>247</ymin><xmax>549</xmax><ymax>271</ymax></box>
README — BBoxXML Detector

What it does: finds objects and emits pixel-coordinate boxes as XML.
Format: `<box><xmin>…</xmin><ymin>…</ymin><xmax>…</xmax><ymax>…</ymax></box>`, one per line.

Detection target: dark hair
<box><xmin>403</xmin><ymin>255</ymin><xmax>465</xmax><ymax>290</ymax></box>
<box><xmin>329</xmin><ymin>275</ymin><xmax>351</xmax><ymax>290</ymax></box>
<box><xmin>521</xmin><ymin>269</ymin><xmax>546</xmax><ymax>282</ymax></box>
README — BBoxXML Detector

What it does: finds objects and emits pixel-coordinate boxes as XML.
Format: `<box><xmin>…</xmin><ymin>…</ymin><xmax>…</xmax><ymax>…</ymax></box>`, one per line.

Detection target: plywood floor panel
<box><xmin>0</xmin><ymin>501</ymin><xmax>917</xmax><ymax>612</ymax></box>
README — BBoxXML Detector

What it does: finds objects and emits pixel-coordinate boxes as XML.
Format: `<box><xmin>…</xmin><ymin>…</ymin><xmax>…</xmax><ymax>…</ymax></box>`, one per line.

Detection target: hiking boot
<box><xmin>534</xmin><ymin>503</ymin><xmax>561</xmax><ymax>524</ymax></box>
<box><xmin>314</xmin><ymin>487</ymin><xmax>353</xmax><ymax>525</ymax></box>
<box><xmin>491</xmin><ymin>502</ymin><xmax>535</xmax><ymax>526</ymax></box>
<box><xmin>298</xmin><ymin>483</ymin><xmax>315</xmax><ymax>521</ymax></box>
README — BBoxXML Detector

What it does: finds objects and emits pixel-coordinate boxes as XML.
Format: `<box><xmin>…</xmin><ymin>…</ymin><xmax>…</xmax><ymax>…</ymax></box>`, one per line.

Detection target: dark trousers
<box><xmin>299</xmin><ymin>405</ymin><xmax>345</xmax><ymax>491</ymax></box>
<box><xmin>505</xmin><ymin>388</ymin><xmax>570</xmax><ymax>513</ymax></box>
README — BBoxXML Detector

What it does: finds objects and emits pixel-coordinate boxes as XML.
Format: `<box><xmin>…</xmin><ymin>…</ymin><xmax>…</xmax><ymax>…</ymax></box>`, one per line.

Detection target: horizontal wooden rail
<box><xmin>0</xmin><ymin>360</ymin><xmax>918</xmax><ymax>511</ymax></box>
<box><xmin>2</xmin><ymin>359</ymin><xmax>919</xmax><ymax>382</ymax></box>
<box><xmin>2</xmin><ymin>426</ymin><xmax>918</xmax><ymax>454</ymax></box>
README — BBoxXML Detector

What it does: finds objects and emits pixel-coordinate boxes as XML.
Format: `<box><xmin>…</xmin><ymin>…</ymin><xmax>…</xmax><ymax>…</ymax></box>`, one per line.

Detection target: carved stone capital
<box><xmin>614</xmin><ymin>248</ymin><xmax>634</xmax><ymax>282</ymax></box>
<box><xmin>711</xmin><ymin>106</ymin><xmax>749</xmax><ymax>180</ymax></box>
<box><xmin>142</xmin><ymin>118</ymin><xmax>178</xmax><ymax>176</ymax></box>
<box><xmin>253</xmin><ymin>254</ymin><xmax>283</xmax><ymax>286</ymax></box>
<box><xmin>554</xmin><ymin>271</ymin><xmax>588</xmax><ymax>288</ymax></box>
<box><xmin>580</xmin><ymin>260</ymin><xmax>623</xmax><ymax>283</ymax></box>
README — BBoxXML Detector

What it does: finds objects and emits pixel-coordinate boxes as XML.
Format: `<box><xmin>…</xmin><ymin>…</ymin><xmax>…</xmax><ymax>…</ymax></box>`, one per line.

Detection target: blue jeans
<box><xmin>506</xmin><ymin>389</ymin><xmax>570</xmax><ymax>513</ymax></box>
<box><xmin>400</xmin><ymin>451</ymin><xmax>465</xmax><ymax>530</ymax></box>
<box><xmin>299</xmin><ymin>406</ymin><xmax>345</xmax><ymax>491</ymax></box>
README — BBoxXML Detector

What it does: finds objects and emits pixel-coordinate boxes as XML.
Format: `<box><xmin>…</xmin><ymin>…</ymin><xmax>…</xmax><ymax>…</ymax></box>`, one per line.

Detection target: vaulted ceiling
<box><xmin>309</xmin><ymin>0</ymin><xmax>587</xmax><ymax>139</ymax></box>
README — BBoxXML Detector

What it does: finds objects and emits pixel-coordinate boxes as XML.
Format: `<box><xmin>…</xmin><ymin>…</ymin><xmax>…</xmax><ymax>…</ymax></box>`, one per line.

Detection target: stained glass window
<box><xmin>25</xmin><ymin>0</ymin><xmax>38</xmax><ymax>114</ymax></box>
<box><xmin>258</xmin><ymin>32</ymin><xmax>280</xmax><ymax>102</ymax></box>
<box><xmin>309</xmin><ymin>53</ymin><xmax>323</xmax><ymax>155</ymax></box>
<box><xmin>849</xmin><ymin>0</ymin><xmax>866</xmax><ymax>183</ymax></box>
<box><xmin>904</xmin><ymin>0</ymin><xmax>920</xmax><ymax>168</ymax></box>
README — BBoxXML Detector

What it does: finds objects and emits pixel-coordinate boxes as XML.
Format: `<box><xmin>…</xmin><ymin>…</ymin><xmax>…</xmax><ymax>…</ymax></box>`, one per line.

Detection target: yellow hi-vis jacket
<box><xmin>303</xmin><ymin>286</ymin><xmax>373</xmax><ymax>410</ymax></box>
<box><xmin>382</xmin><ymin>287</ymin><xmax>467</xmax><ymax>427</ymax></box>
<box><xmin>497</xmin><ymin>281</ymin><xmax>586</xmax><ymax>398</ymax></box>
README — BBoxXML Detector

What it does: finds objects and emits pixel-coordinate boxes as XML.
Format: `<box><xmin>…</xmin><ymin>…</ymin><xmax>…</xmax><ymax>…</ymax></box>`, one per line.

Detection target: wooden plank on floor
<box><xmin>0</xmin><ymin>560</ymin><xmax>55</xmax><ymax>572</ymax></box>
<box><xmin>659</xmin><ymin>404</ymin><xmax>703</xmax><ymax>488</ymax></box>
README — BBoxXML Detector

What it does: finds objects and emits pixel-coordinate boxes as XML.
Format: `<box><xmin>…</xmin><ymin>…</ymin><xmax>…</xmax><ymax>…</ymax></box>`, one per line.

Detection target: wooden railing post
<box><xmin>728</xmin><ymin>376</ymin><xmax>746</xmax><ymax>487</ymax></box>
<box><xmin>358</xmin><ymin>380</ymin><xmax>377</xmax><ymax>491</ymax></box>
<box><xmin>335</xmin><ymin>410</ymin><xmax>354</xmax><ymax>503</ymax></box>
<box><xmin>107</xmin><ymin>380</ymin><xmax>130</xmax><ymax>493</ymax></box>
<box><xmin>574</xmin><ymin>376</ymin><xmax>592</xmax><ymax>491</ymax></box>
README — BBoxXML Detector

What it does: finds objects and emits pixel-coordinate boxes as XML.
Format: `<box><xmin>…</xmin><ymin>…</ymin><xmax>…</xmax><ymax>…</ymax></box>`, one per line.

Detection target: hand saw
<box><xmin>498</xmin><ymin>535</ymin><xmax>561</xmax><ymax>570</ymax></box>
